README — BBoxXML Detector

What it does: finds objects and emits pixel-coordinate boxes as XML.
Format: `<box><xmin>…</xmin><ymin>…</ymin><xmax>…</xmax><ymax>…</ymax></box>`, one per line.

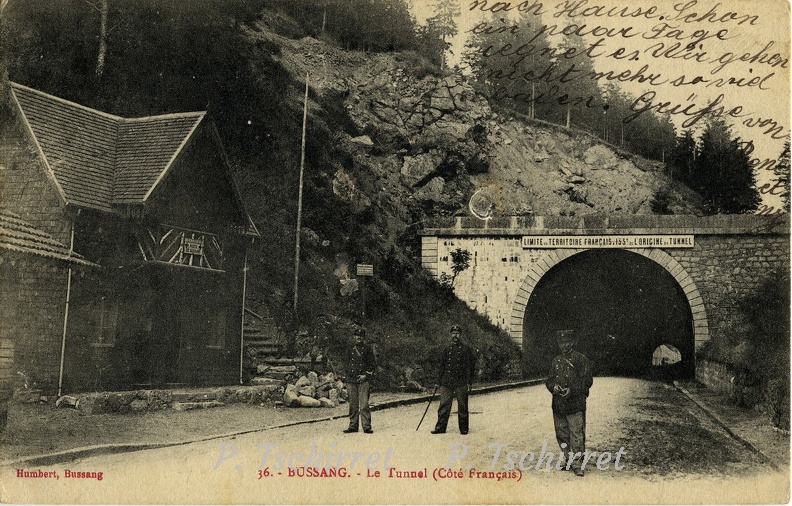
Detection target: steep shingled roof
<box><xmin>9</xmin><ymin>82</ymin><xmax>204</xmax><ymax>211</ymax></box>
<box><xmin>114</xmin><ymin>114</ymin><xmax>203</xmax><ymax>203</ymax></box>
<box><xmin>0</xmin><ymin>209</ymin><xmax>97</xmax><ymax>266</ymax></box>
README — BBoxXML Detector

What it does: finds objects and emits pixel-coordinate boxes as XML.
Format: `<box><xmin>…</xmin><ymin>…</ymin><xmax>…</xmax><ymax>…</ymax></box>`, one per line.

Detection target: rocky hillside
<box><xmin>234</xmin><ymin>16</ymin><xmax>704</xmax><ymax>384</ymax></box>
<box><xmin>252</xmin><ymin>23</ymin><xmax>702</xmax><ymax>224</ymax></box>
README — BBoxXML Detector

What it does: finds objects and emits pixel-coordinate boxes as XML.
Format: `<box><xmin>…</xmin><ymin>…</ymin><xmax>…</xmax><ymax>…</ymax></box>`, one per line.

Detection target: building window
<box><xmin>93</xmin><ymin>297</ymin><xmax>119</xmax><ymax>346</ymax></box>
<box><xmin>207</xmin><ymin>311</ymin><xmax>227</xmax><ymax>349</ymax></box>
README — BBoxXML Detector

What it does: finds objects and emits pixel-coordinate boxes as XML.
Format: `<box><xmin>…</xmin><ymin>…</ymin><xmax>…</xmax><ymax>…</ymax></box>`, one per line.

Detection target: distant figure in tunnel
<box><xmin>546</xmin><ymin>329</ymin><xmax>593</xmax><ymax>476</ymax></box>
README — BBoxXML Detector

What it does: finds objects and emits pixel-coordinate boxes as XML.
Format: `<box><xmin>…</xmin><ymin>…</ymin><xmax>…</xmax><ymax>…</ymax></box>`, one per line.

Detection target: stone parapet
<box><xmin>420</xmin><ymin>214</ymin><xmax>790</xmax><ymax>236</ymax></box>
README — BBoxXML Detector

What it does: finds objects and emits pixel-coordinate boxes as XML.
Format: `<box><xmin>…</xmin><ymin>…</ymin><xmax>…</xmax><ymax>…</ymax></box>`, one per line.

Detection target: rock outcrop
<box><xmin>257</xmin><ymin>30</ymin><xmax>701</xmax><ymax>219</ymax></box>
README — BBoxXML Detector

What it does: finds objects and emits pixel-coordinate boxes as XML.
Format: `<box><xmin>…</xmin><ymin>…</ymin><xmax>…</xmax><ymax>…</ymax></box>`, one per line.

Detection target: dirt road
<box><xmin>1</xmin><ymin>378</ymin><xmax>787</xmax><ymax>504</ymax></box>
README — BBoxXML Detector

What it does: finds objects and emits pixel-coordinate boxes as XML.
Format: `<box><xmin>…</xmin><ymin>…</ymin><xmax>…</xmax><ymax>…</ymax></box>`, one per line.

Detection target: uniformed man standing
<box><xmin>432</xmin><ymin>324</ymin><xmax>477</xmax><ymax>435</ymax></box>
<box><xmin>546</xmin><ymin>329</ymin><xmax>593</xmax><ymax>476</ymax></box>
<box><xmin>343</xmin><ymin>327</ymin><xmax>376</xmax><ymax>434</ymax></box>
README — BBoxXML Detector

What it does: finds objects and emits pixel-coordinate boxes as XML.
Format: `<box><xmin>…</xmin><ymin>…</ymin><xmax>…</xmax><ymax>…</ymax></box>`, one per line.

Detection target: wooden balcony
<box><xmin>136</xmin><ymin>224</ymin><xmax>225</xmax><ymax>272</ymax></box>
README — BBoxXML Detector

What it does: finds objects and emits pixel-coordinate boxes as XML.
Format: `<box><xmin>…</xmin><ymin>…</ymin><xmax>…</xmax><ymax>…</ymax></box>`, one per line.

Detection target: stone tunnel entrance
<box><xmin>522</xmin><ymin>249</ymin><xmax>695</xmax><ymax>380</ymax></box>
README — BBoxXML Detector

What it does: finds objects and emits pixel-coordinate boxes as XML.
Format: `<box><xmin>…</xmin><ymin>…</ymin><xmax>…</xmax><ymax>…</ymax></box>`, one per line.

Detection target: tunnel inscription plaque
<box><xmin>521</xmin><ymin>235</ymin><xmax>695</xmax><ymax>249</ymax></box>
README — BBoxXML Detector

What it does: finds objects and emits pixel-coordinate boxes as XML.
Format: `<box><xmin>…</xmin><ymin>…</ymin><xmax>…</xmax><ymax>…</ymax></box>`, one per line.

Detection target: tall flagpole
<box><xmin>294</xmin><ymin>75</ymin><xmax>309</xmax><ymax>314</ymax></box>
<box><xmin>239</xmin><ymin>250</ymin><xmax>248</xmax><ymax>384</ymax></box>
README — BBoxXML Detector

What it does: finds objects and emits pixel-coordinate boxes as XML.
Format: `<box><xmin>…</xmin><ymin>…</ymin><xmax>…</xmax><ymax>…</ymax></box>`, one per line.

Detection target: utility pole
<box><xmin>531</xmin><ymin>82</ymin><xmax>535</xmax><ymax>119</ymax></box>
<box><xmin>293</xmin><ymin>75</ymin><xmax>309</xmax><ymax>314</ymax></box>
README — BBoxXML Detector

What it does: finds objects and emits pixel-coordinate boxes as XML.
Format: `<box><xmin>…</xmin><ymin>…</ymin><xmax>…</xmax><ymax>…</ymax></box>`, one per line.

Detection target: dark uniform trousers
<box><xmin>546</xmin><ymin>350</ymin><xmax>592</xmax><ymax>471</ymax></box>
<box><xmin>435</xmin><ymin>385</ymin><xmax>469</xmax><ymax>433</ymax></box>
<box><xmin>346</xmin><ymin>343</ymin><xmax>376</xmax><ymax>432</ymax></box>
<box><xmin>346</xmin><ymin>380</ymin><xmax>371</xmax><ymax>432</ymax></box>
<box><xmin>434</xmin><ymin>343</ymin><xmax>476</xmax><ymax>433</ymax></box>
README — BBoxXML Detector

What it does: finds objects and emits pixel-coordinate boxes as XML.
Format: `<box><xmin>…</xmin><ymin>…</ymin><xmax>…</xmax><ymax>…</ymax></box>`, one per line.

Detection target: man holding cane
<box><xmin>431</xmin><ymin>324</ymin><xmax>477</xmax><ymax>435</ymax></box>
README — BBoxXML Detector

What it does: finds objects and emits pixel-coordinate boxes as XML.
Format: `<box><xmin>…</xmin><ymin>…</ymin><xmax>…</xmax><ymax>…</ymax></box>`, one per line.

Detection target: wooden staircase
<box><xmin>243</xmin><ymin>308</ymin><xmax>284</xmax><ymax>358</ymax></box>
<box><xmin>243</xmin><ymin>308</ymin><xmax>322</xmax><ymax>384</ymax></box>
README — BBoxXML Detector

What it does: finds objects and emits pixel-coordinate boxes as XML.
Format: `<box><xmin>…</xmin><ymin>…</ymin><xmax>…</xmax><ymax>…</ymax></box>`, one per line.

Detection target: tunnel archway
<box><xmin>520</xmin><ymin>249</ymin><xmax>696</xmax><ymax>380</ymax></box>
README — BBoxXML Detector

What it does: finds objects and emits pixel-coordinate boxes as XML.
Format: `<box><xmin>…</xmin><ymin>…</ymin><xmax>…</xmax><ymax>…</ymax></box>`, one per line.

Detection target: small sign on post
<box><xmin>356</xmin><ymin>264</ymin><xmax>374</xmax><ymax>277</ymax></box>
<box><xmin>356</xmin><ymin>264</ymin><xmax>373</xmax><ymax>325</ymax></box>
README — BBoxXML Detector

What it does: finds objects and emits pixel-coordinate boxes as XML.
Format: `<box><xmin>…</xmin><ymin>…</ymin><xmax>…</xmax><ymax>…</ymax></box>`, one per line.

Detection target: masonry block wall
<box><xmin>669</xmin><ymin>235</ymin><xmax>791</xmax><ymax>352</ymax></box>
<box><xmin>421</xmin><ymin>215</ymin><xmax>790</xmax><ymax>355</ymax></box>
<box><xmin>1</xmin><ymin>111</ymin><xmax>73</xmax><ymax>246</ymax></box>
<box><xmin>0</xmin><ymin>253</ymin><xmax>69</xmax><ymax>394</ymax></box>
<box><xmin>424</xmin><ymin>236</ymin><xmax>530</xmax><ymax>330</ymax></box>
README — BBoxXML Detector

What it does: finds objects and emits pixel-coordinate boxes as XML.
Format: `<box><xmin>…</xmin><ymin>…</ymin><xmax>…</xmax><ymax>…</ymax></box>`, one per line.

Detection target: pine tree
<box><xmin>655</xmin><ymin>113</ymin><xmax>677</xmax><ymax>163</ymax></box>
<box><xmin>602</xmin><ymin>83</ymin><xmax>633</xmax><ymax>147</ymax></box>
<box><xmin>669</xmin><ymin>130</ymin><xmax>697</xmax><ymax>185</ymax></box>
<box><xmin>552</xmin><ymin>32</ymin><xmax>602</xmax><ymax>130</ymax></box>
<box><xmin>424</xmin><ymin>0</ymin><xmax>460</xmax><ymax>69</ymax></box>
<box><xmin>464</xmin><ymin>11</ymin><xmax>558</xmax><ymax>121</ymax></box>
<box><xmin>0</xmin><ymin>0</ymin><xmax>9</xmax><ymax>106</ymax></box>
<box><xmin>461</xmin><ymin>10</ymin><xmax>500</xmax><ymax>97</ymax></box>
<box><xmin>514</xmin><ymin>9</ymin><xmax>555</xmax><ymax>121</ymax></box>
<box><xmin>774</xmin><ymin>140</ymin><xmax>791</xmax><ymax>211</ymax></box>
<box><xmin>624</xmin><ymin>107</ymin><xmax>675</xmax><ymax>161</ymax></box>
<box><xmin>693</xmin><ymin>118</ymin><xmax>760</xmax><ymax>214</ymax></box>
<box><xmin>464</xmin><ymin>11</ymin><xmax>541</xmax><ymax>116</ymax></box>
<box><xmin>3</xmin><ymin>0</ymin><xmax>103</xmax><ymax>105</ymax></box>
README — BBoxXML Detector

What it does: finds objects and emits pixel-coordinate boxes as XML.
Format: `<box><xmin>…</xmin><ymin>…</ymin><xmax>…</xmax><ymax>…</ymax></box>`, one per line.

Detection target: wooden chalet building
<box><xmin>1</xmin><ymin>82</ymin><xmax>259</xmax><ymax>394</ymax></box>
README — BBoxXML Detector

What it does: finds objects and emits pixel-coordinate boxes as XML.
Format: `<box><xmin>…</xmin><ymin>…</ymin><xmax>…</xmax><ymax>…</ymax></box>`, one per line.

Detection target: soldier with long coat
<box><xmin>343</xmin><ymin>328</ymin><xmax>376</xmax><ymax>434</ymax></box>
<box><xmin>432</xmin><ymin>324</ymin><xmax>477</xmax><ymax>435</ymax></box>
<box><xmin>546</xmin><ymin>330</ymin><xmax>593</xmax><ymax>476</ymax></box>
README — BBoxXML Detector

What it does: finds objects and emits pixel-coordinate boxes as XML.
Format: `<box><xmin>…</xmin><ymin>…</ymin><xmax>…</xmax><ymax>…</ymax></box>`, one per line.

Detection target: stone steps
<box><xmin>244</xmin><ymin>311</ymin><xmax>285</xmax><ymax>358</ymax></box>
<box><xmin>245</xmin><ymin>338</ymin><xmax>281</xmax><ymax>355</ymax></box>
<box><xmin>248</xmin><ymin>377</ymin><xmax>287</xmax><ymax>387</ymax></box>
<box><xmin>254</xmin><ymin>364</ymin><xmax>298</xmax><ymax>381</ymax></box>
<box><xmin>258</xmin><ymin>357</ymin><xmax>314</xmax><ymax>366</ymax></box>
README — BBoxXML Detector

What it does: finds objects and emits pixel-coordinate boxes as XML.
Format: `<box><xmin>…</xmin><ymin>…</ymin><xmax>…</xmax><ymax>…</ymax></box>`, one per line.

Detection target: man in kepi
<box><xmin>343</xmin><ymin>327</ymin><xmax>376</xmax><ymax>434</ymax></box>
<box><xmin>432</xmin><ymin>324</ymin><xmax>477</xmax><ymax>435</ymax></box>
<box><xmin>546</xmin><ymin>329</ymin><xmax>593</xmax><ymax>476</ymax></box>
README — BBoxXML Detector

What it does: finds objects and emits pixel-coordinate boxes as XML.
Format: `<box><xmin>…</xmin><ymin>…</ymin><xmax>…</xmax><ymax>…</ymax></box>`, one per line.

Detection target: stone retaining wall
<box><xmin>58</xmin><ymin>383</ymin><xmax>286</xmax><ymax>415</ymax></box>
<box><xmin>696</xmin><ymin>360</ymin><xmax>733</xmax><ymax>395</ymax></box>
<box><xmin>697</xmin><ymin>359</ymin><xmax>789</xmax><ymax>430</ymax></box>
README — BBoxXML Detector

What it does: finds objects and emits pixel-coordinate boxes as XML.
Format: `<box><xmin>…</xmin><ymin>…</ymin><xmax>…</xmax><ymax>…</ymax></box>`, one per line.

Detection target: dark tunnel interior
<box><xmin>522</xmin><ymin>250</ymin><xmax>695</xmax><ymax>380</ymax></box>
